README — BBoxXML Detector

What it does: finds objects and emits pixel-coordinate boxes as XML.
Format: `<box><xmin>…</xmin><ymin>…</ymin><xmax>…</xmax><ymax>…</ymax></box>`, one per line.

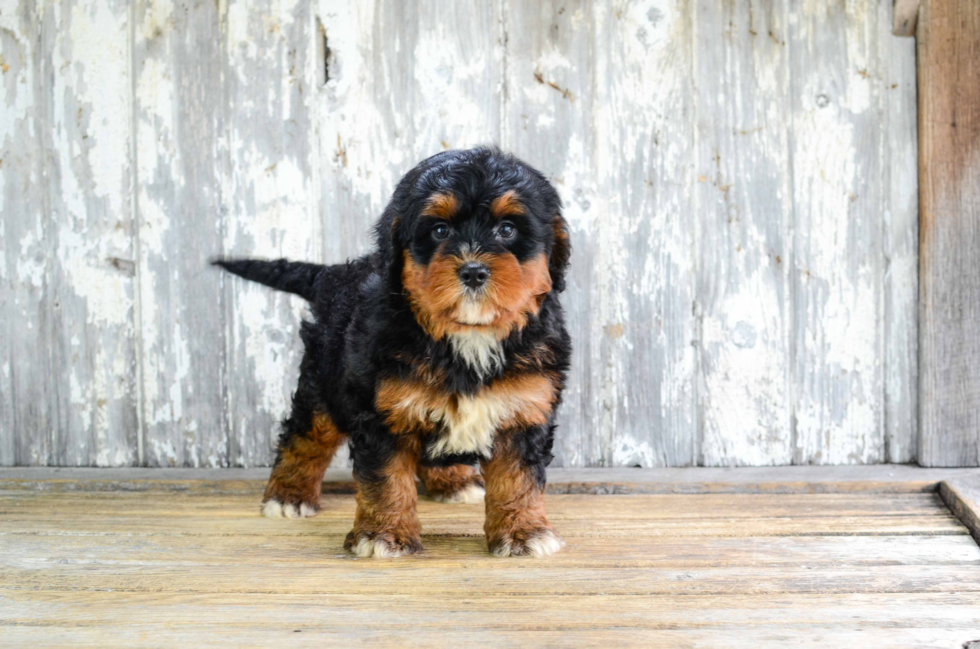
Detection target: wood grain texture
<box><xmin>134</xmin><ymin>0</ymin><xmax>229</xmax><ymax>467</ymax></box>
<box><xmin>789</xmin><ymin>0</ymin><xmax>885</xmax><ymax>464</ymax></box>
<box><xmin>591</xmin><ymin>0</ymin><xmax>698</xmax><ymax>467</ymax></box>
<box><xmin>502</xmin><ymin>0</ymin><xmax>603</xmax><ymax>467</ymax></box>
<box><xmin>880</xmin><ymin>0</ymin><xmax>919</xmax><ymax>463</ymax></box>
<box><xmin>0</xmin><ymin>486</ymin><xmax>978</xmax><ymax>647</ymax></box>
<box><xmin>917</xmin><ymin>0</ymin><xmax>980</xmax><ymax>467</ymax></box>
<box><xmin>893</xmin><ymin>0</ymin><xmax>921</xmax><ymax>36</ymax></box>
<box><xmin>0</xmin><ymin>0</ymin><xmax>139</xmax><ymax>467</ymax></box>
<box><xmin>940</xmin><ymin>476</ymin><xmax>980</xmax><ymax>545</ymax></box>
<box><xmin>0</xmin><ymin>0</ymin><xmax>924</xmax><ymax>468</ymax></box>
<box><xmin>221</xmin><ymin>0</ymin><xmax>318</xmax><ymax>467</ymax></box>
<box><xmin>2</xmin><ymin>465</ymin><xmax>978</xmax><ymax>495</ymax></box>
<box><xmin>694</xmin><ymin>0</ymin><xmax>792</xmax><ymax>466</ymax></box>
<box><xmin>1</xmin><ymin>3</ymin><xmax>49</xmax><ymax>466</ymax></box>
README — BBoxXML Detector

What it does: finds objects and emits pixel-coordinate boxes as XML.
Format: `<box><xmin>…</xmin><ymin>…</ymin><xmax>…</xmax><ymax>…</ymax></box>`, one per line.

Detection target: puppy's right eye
<box><xmin>432</xmin><ymin>224</ymin><xmax>450</xmax><ymax>240</ymax></box>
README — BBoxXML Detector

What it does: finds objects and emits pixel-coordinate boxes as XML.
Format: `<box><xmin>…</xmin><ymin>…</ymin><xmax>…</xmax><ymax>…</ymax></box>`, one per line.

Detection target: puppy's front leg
<box><xmin>344</xmin><ymin>433</ymin><xmax>422</xmax><ymax>558</ymax></box>
<box><xmin>482</xmin><ymin>428</ymin><xmax>564</xmax><ymax>557</ymax></box>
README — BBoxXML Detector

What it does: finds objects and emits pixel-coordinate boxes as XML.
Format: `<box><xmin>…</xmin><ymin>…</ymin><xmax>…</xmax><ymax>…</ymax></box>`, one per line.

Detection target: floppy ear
<box><xmin>548</xmin><ymin>214</ymin><xmax>571</xmax><ymax>293</ymax></box>
<box><xmin>374</xmin><ymin>208</ymin><xmax>404</xmax><ymax>289</ymax></box>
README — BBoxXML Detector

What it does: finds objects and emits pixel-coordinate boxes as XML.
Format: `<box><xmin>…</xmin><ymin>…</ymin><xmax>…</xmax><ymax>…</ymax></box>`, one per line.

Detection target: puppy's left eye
<box><xmin>432</xmin><ymin>223</ymin><xmax>451</xmax><ymax>240</ymax></box>
<box><xmin>497</xmin><ymin>222</ymin><xmax>517</xmax><ymax>240</ymax></box>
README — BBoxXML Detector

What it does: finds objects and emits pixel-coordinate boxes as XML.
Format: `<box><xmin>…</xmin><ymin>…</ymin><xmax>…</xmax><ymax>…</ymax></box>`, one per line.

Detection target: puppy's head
<box><xmin>376</xmin><ymin>147</ymin><xmax>569</xmax><ymax>341</ymax></box>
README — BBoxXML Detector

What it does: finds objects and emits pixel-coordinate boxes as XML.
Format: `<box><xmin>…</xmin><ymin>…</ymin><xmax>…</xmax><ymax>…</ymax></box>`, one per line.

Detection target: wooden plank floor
<box><xmin>2</xmin><ymin>482</ymin><xmax>980</xmax><ymax>647</ymax></box>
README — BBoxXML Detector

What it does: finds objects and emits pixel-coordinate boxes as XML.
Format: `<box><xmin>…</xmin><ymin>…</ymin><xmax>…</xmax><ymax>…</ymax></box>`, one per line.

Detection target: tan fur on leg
<box><xmin>482</xmin><ymin>441</ymin><xmax>563</xmax><ymax>557</ymax></box>
<box><xmin>262</xmin><ymin>413</ymin><xmax>346</xmax><ymax>518</ymax></box>
<box><xmin>345</xmin><ymin>440</ymin><xmax>423</xmax><ymax>558</ymax></box>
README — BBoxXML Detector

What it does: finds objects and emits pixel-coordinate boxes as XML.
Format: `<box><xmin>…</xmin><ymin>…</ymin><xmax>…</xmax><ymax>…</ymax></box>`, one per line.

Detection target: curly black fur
<box><xmin>215</xmin><ymin>147</ymin><xmax>571</xmax><ymax>552</ymax></box>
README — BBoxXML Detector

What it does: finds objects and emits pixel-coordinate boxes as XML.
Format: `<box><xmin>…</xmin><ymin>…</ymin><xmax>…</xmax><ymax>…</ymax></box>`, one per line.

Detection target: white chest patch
<box><xmin>428</xmin><ymin>391</ymin><xmax>516</xmax><ymax>457</ymax></box>
<box><xmin>448</xmin><ymin>330</ymin><xmax>504</xmax><ymax>379</ymax></box>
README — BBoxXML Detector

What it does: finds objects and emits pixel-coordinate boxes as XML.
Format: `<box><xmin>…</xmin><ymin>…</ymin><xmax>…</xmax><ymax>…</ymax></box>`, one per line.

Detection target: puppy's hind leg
<box><xmin>417</xmin><ymin>463</ymin><xmax>485</xmax><ymax>504</ymax></box>
<box><xmin>262</xmin><ymin>368</ymin><xmax>345</xmax><ymax>518</ymax></box>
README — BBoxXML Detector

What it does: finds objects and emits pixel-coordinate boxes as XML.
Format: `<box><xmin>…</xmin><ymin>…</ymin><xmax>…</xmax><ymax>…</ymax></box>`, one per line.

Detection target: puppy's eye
<box><xmin>432</xmin><ymin>223</ymin><xmax>450</xmax><ymax>240</ymax></box>
<box><xmin>497</xmin><ymin>222</ymin><xmax>517</xmax><ymax>240</ymax></box>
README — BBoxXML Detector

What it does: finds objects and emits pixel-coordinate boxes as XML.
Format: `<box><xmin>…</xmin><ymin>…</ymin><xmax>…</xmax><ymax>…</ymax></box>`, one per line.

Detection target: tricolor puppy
<box><xmin>214</xmin><ymin>147</ymin><xmax>571</xmax><ymax>558</ymax></box>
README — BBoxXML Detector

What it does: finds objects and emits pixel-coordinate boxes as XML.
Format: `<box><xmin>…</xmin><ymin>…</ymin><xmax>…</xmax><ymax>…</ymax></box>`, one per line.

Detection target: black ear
<box><xmin>548</xmin><ymin>214</ymin><xmax>571</xmax><ymax>293</ymax></box>
<box><xmin>374</xmin><ymin>208</ymin><xmax>404</xmax><ymax>289</ymax></box>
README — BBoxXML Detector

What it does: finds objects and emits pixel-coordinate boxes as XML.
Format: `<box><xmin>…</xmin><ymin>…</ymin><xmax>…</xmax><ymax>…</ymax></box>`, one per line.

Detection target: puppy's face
<box><xmin>382</xmin><ymin>149</ymin><xmax>569</xmax><ymax>341</ymax></box>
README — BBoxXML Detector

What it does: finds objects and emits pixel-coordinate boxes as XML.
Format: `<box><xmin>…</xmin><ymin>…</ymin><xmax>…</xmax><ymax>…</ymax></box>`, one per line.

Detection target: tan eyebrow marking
<box><xmin>490</xmin><ymin>190</ymin><xmax>526</xmax><ymax>218</ymax></box>
<box><xmin>421</xmin><ymin>193</ymin><xmax>459</xmax><ymax>220</ymax></box>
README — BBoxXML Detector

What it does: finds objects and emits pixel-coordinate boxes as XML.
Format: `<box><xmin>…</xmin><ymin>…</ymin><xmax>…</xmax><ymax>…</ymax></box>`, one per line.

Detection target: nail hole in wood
<box><xmin>316</xmin><ymin>17</ymin><xmax>331</xmax><ymax>85</ymax></box>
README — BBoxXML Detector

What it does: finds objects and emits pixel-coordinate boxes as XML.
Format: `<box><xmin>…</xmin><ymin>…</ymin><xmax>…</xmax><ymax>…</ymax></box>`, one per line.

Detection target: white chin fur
<box><xmin>430</xmin><ymin>483</ymin><xmax>485</xmax><ymax>504</ymax></box>
<box><xmin>351</xmin><ymin>536</ymin><xmax>411</xmax><ymax>559</ymax></box>
<box><xmin>454</xmin><ymin>298</ymin><xmax>497</xmax><ymax>325</ymax></box>
<box><xmin>261</xmin><ymin>499</ymin><xmax>318</xmax><ymax>519</ymax></box>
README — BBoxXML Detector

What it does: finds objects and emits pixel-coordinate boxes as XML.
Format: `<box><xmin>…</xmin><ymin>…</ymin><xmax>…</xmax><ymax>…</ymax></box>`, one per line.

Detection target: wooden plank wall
<box><xmin>916</xmin><ymin>0</ymin><xmax>980</xmax><ymax>467</ymax></box>
<box><xmin>0</xmin><ymin>0</ymin><xmax>924</xmax><ymax>468</ymax></box>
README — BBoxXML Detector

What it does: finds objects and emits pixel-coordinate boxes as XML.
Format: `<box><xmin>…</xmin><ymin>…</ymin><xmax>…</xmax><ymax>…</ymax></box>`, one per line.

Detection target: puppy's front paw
<box><xmin>489</xmin><ymin>528</ymin><xmax>564</xmax><ymax>558</ymax></box>
<box><xmin>261</xmin><ymin>498</ymin><xmax>319</xmax><ymax>519</ymax></box>
<box><xmin>344</xmin><ymin>531</ymin><xmax>423</xmax><ymax>558</ymax></box>
<box><xmin>428</xmin><ymin>482</ymin><xmax>486</xmax><ymax>504</ymax></box>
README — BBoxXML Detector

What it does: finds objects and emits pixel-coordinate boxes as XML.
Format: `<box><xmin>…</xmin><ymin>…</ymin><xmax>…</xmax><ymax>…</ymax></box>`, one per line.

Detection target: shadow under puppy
<box><xmin>214</xmin><ymin>147</ymin><xmax>571</xmax><ymax>558</ymax></box>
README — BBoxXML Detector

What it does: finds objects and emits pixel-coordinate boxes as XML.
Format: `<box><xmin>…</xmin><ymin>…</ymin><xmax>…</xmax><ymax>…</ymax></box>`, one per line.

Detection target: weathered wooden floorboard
<box><xmin>1</xmin><ymin>484</ymin><xmax>977</xmax><ymax>645</ymax></box>
<box><xmin>940</xmin><ymin>476</ymin><xmax>980</xmax><ymax>545</ymax></box>
<box><xmin>3</xmin><ymin>465</ymin><xmax>978</xmax><ymax>495</ymax></box>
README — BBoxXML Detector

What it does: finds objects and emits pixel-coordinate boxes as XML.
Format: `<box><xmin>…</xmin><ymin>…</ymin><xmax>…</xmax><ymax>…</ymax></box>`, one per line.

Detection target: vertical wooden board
<box><xmin>879</xmin><ymin>0</ymin><xmax>918</xmax><ymax>463</ymax></box>
<box><xmin>41</xmin><ymin>0</ymin><xmax>138</xmax><ymax>466</ymax></box>
<box><xmin>314</xmin><ymin>0</ymin><xmax>502</xmax><ymax>262</ymax></box>
<box><xmin>313</xmin><ymin>0</ymin><xmax>502</xmax><ymax>466</ymax></box>
<box><xmin>789</xmin><ymin>0</ymin><xmax>884</xmax><ymax>464</ymax></box>
<box><xmin>917</xmin><ymin>0</ymin><xmax>980</xmax><ymax>467</ymax></box>
<box><xmin>221</xmin><ymin>0</ymin><xmax>318</xmax><ymax>467</ymax></box>
<box><xmin>0</xmin><ymin>4</ymin><xmax>51</xmax><ymax>465</ymax></box>
<box><xmin>134</xmin><ymin>0</ymin><xmax>228</xmax><ymax>466</ymax></box>
<box><xmin>501</xmin><ymin>0</ymin><xmax>599</xmax><ymax>466</ymax></box>
<box><xmin>694</xmin><ymin>0</ymin><xmax>792</xmax><ymax>466</ymax></box>
<box><xmin>588</xmin><ymin>0</ymin><xmax>698</xmax><ymax>466</ymax></box>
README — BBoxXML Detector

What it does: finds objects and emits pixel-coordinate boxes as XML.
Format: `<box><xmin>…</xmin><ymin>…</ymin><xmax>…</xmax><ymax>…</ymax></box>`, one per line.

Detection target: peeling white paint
<box><xmin>2</xmin><ymin>0</ymin><xmax>919</xmax><ymax>469</ymax></box>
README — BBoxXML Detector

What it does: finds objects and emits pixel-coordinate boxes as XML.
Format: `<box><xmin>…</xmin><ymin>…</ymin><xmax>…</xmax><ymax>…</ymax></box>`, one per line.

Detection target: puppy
<box><xmin>214</xmin><ymin>147</ymin><xmax>571</xmax><ymax>558</ymax></box>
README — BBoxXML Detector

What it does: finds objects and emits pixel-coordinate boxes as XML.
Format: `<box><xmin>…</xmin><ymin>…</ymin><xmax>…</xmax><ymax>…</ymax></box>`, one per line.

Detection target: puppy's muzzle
<box><xmin>458</xmin><ymin>261</ymin><xmax>490</xmax><ymax>290</ymax></box>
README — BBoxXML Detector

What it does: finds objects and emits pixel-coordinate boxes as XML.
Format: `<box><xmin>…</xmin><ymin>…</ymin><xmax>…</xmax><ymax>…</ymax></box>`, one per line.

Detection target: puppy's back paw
<box><xmin>428</xmin><ymin>482</ymin><xmax>485</xmax><ymax>504</ymax></box>
<box><xmin>261</xmin><ymin>498</ymin><xmax>319</xmax><ymax>519</ymax></box>
<box><xmin>489</xmin><ymin>528</ymin><xmax>564</xmax><ymax>558</ymax></box>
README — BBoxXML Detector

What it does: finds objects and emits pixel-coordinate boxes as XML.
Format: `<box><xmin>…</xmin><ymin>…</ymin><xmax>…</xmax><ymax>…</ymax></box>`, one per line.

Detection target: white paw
<box><xmin>261</xmin><ymin>499</ymin><xmax>318</xmax><ymax>519</ymax></box>
<box><xmin>491</xmin><ymin>529</ymin><xmax>564</xmax><ymax>558</ymax></box>
<box><xmin>347</xmin><ymin>534</ymin><xmax>422</xmax><ymax>558</ymax></box>
<box><xmin>430</xmin><ymin>483</ymin><xmax>486</xmax><ymax>504</ymax></box>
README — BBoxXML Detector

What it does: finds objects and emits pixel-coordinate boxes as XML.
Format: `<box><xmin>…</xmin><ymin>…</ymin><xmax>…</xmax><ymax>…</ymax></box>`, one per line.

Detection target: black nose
<box><xmin>458</xmin><ymin>262</ymin><xmax>490</xmax><ymax>289</ymax></box>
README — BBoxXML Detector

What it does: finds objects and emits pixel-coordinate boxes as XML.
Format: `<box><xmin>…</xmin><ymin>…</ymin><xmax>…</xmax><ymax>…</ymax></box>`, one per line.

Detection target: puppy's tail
<box><xmin>211</xmin><ymin>257</ymin><xmax>325</xmax><ymax>302</ymax></box>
